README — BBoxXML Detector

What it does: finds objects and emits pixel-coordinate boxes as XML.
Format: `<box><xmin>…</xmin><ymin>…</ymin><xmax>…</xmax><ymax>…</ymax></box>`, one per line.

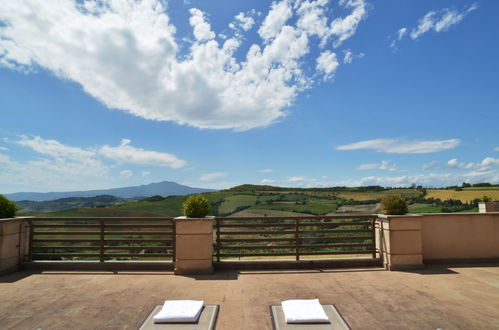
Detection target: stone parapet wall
<box><xmin>0</xmin><ymin>218</ymin><xmax>29</xmax><ymax>275</ymax></box>
<box><xmin>376</xmin><ymin>212</ymin><xmax>499</xmax><ymax>270</ymax></box>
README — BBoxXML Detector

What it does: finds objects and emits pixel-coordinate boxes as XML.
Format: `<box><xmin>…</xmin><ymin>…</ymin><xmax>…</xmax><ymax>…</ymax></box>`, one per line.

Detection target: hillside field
<box><xmin>426</xmin><ymin>188</ymin><xmax>499</xmax><ymax>203</ymax></box>
<box><xmin>26</xmin><ymin>184</ymin><xmax>499</xmax><ymax>217</ymax></box>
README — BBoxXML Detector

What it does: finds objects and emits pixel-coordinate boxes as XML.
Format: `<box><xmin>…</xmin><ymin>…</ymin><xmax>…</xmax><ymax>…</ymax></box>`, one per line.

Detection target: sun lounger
<box><xmin>139</xmin><ymin>303</ymin><xmax>219</xmax><ymax>330</ymax></box>
<box><xmin>271</xmin><ymin>303</ymin><xmax>350</xmax><ymax>330</ymax></box>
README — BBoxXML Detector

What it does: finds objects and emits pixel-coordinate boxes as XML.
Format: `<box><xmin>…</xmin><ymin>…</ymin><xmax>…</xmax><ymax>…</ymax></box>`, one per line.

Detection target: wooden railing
<box><xmin>28</xmin><ymin>217</ymin><xmax>175</xmax><ymax>262</ymax></box>
<box><xmin>214</xmin><ymin>215</ymin><xmax>376</xmax><ymax>261</ymax></box>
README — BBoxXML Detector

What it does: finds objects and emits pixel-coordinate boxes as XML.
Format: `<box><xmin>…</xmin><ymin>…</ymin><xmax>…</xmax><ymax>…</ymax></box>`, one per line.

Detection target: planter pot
<box><xmin>174</xmin><ymin>217</ymin><xmax>214</xmax><ymax>275</ymax></box>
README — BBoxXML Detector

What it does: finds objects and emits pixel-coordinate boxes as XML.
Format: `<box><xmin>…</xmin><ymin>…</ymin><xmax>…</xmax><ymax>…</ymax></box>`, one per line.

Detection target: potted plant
<box><xmin>380</xmin><ymin>195</ymin><xmax>408</xmax><ymax>215</ymax></box>
<box><xmin>181</xmin><ymin>194</ymin><xmax>211</xmax><ymax>218</ymax></box>
<box><xmin>174</xmin><ymin>195</ymin><xmax>213</xmax><ymax>275</ymax></box>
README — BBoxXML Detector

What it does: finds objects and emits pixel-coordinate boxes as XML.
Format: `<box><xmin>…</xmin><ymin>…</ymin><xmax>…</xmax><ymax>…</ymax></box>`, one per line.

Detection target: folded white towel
<box><xmin>281</xmin><ymin>299</ymin><xmax>329</xmax><ymax>323</ymax></box>
<box><xmin>153</xmin><ymin>300</ymin><xmax>204</xmax><ymax>323</ymax></box>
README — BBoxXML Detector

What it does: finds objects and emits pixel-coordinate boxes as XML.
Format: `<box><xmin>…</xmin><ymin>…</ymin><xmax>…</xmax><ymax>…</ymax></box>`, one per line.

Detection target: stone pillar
<box><xmin>376</xmin><ymin>215</ymin><xmax>424</xmax><ymax>271</ymax></box>
<box><xmin>174</xmin><ymin>217</ymin><xmax>213</xmax><ymax>275</ymax></box>
<box><xmin>0</xmin><ymin>218</ymin><xmax>29</xmax><ymax>275</ymax></box>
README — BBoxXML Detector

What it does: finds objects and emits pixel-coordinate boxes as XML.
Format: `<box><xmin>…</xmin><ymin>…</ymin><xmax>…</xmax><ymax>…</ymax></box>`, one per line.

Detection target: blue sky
<box><xmin>1</xmin><ymin>0</ymin><xmax>498</xmax><ymax>193</ymax></box>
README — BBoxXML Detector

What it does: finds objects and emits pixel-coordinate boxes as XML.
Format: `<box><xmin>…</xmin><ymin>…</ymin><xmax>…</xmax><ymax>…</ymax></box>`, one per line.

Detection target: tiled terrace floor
<box><xmin>1</xmin><ymin>264</ymin><xmax>499</xmax><ymax>329</ymax></box>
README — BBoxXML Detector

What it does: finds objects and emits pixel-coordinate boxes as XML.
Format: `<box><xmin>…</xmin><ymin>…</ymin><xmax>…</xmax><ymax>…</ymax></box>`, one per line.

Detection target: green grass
<box><xmin>249</xmin><ymin>199</ymin><xmax>337</xmax><ymax>215</ymax></box>
<box><xmin>35</xmin><ymin>207</ymin><xmax>166</xmax><ymax>217</ymax></box>
<box><xmin>218</xmin><ymin>195</ymin><xmax>257</xmax><ymax>215</ymax></box>
<box><xmin>338</xmin><ymin>189</ymin><xmax>421</xmax><ymax>201</ymax></box>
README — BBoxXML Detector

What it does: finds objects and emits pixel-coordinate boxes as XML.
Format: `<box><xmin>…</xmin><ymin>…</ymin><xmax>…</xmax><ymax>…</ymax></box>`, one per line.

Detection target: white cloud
<box><xmin>142</xmin><ymin>171</ymin><xmax>151</xmax><ymax>177</ymax></box>
<box><xmin>0</xmin><ymin>137</ymin><xmax>109</xmax><ymax>192</ymax></box>
<box><xmin>316</xmin><ymin>50</ymin><xmax>339</xmax><ymax>80</ymax></box>
<box><xmin>337</xmin><ymin>170</ymin><xmax>499</xmax><ymax>188</ymax></box>
<box><xmin>410</xmin><ymin>4</ymin><xmax>477</xmax><ymax>40</ymax></box>
<box><xmin>328</xmin><ymin>0</ymin><xmax>368</xmax><ymax>48</ymax></box>
<box><xmin>336</xmin><ymin>138</ymin><xmax>461</xmax><ymax>154</ymax></box>
<box><xmin>295</xmin><ymin>0</ymin><xmax>329</xmax><ymax>46</ymax></box>
<box><xmin>199</xmin><ymin>172</ymin><xmax>228</xmax><ymax>181</ymax></box>
<box><xmin>288</xmin><ymin>176</ymin><xmax>306</xmax><ymax>182</ymax></box>
<box><xmin>258</xmin><ymin>0</ymin><xmax>293</xmax><ymax>42</ymax></box>
<box><xmin>447</xmin><ymin>157</ymin><xmax>499</xmax><ymax>171</ymax></box>
<box><xmin>100</xmin><ymin>139</ymin><xmax>185</xmax><ymax>168</ymax></box>
<box><xmin>0</xmin><ymin>146</ymin><xmax>8</xmax><ymax>151</ymax></box>
<box><xmin>343</xmin><ymin>49</ymin><xmax>353</xmax><ymax>64</ymax></box>
<box><xmin>0</xmin><ymin>0</ymin><xmax>368</xmax><ymax>131</ymax></box>
<box><xmin>397</xmin><ymin>27</ymin><xmax>407</xmax><ymax>40</ymax></box>
<box><xmin>17</xmin><ymin>135</ymin><xmax>95</xmax><ymax>160</ymax></box>
<box><xmin>258</xmin><ymin>168</ymin><xmax>276</xmax><ymax>173</ymax></box>
<box><xmin>189</xmin><ymin>8</ymin><xmax>216</xmax><ymax>41</ymax></box>
<box><xmin>233</xmin><ymin>12</ymin><xmax>255</xmax><ymax>31</ymax></box>
<box><xmin>495</xmin><ymin>147</ymin><xmax>499</xmax><ymax>151</ymax></box>
<box><xmin>357</xmin><ymin>160</ymin><xmax>397</xmax><ymax>171</ymax></box>
<box><xmin>422</xmin><ymin>161</ymin><xmax>439</xmax><ymax>171</ymax></box>
<box><xmin>261</xmin><ymin>179</ymin><xmax>275</xmax><ymax>184</ymax></box>
<box><xmin>120</xmin><ymin>170</ymin><xmax>133</xmax><ymax>178</ymax></box>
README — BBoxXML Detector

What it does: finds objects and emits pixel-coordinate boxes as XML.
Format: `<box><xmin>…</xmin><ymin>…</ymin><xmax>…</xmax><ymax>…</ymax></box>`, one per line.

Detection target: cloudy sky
<box><xmin>1</xmin><ymin>0</ymin><xmax>498</xmax><ymax>193</ymax></box>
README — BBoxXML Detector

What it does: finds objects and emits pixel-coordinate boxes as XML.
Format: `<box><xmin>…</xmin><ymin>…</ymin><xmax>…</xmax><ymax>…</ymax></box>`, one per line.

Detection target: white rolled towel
<box><xmin>153</xmin><ymin>300</ymin><xmax>204</xmax><ymax>323</ymax></box>
<box><xmin>281</xmin><ymin>299</ymin><xmax>329</xmax><ymax>323</ymax></box>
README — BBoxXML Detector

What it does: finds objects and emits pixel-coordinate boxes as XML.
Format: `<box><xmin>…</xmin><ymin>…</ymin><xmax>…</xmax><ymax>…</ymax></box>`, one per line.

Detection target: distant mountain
<box><xmin>16</xmin><ymin>195</ymin><xmax>131</xmax><ymax>213</ymax></box>
<box><xmin>5</xmin><ymin>181</ymin><xmax>217</xmax><ymax>201</ymax></box>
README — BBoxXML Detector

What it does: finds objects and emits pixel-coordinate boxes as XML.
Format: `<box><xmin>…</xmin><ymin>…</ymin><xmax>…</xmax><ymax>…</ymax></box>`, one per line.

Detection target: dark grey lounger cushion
<box><xmin>139</xmin><ymin>304</ymin><xmax>219</xmax><ymax>330</ymax></box>
<box><xmin>271</xmin><ymin>305</ymin><xmax>350</xmax><ymax>330</ymax></box>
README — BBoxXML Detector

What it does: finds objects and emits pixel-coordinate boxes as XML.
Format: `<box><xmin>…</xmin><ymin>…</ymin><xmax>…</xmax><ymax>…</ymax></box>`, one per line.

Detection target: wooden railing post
<box><xmin>99</xmin><ymin>219</ymin><xmax>104</xmax><ymax>262</ymax></box>
<box><xmin>172</xmin><ymin>218</ymin><xmax>176</xmax><ymax>262</ymax></box>
<box><xmin>215</xmin><ymin>218</ymin><xmax>220</xmax><ymax>262</ymax></box>
<box><xmin>295</xmin><ymin>218</ymin><xmax>300</xmax><ymax>261</ymax></box>
<box><xmin>28</xmin><ymin>220</ymin><xmax>33</xmax><ymax>262</ymax></box>
<box><xmin>371</xmin><ymin>216</ymin><xmax>376</xmax><ymax>259</ymax></box>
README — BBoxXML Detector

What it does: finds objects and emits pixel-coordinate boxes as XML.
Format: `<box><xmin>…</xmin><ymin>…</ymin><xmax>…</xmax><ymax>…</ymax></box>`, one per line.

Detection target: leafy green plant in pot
<box><xmin>0</xmin><ymin>194</ymin><xmax>19</xmax><ymax>218</ymax></box>
<box><xmin>182</xmin><ymin>194</ymin><xmax>211</xmax><ymax>218</ymax></box>
<box><xmin>380</xmin><ymin>195</ymin><xmax>408</xmax><ymax>215</ymax></box>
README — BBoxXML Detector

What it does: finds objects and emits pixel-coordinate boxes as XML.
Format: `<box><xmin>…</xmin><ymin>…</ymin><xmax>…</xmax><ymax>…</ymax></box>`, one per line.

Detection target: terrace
<box><xmin>1</xmin><ymin>213</ymin><xmax>499</xmax><ymax>329</ymax></box>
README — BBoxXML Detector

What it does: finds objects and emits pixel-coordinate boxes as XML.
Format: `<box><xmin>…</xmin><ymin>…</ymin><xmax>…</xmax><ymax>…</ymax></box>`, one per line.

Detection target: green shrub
<box><xmin>380</xmin><ymin>195</ymin><xmax>408</xmax><ymax>215</ymax></box>
<box><xmin>482</xmin><ymin>196</ymin><xmax>493</xmax><ymax>202</ymax></box>
<box><xmin>0</xmin><ymin>194</ymin><xmax>19</xmax><ymax>218</ymax></box>
<box><xmin>182</xmin><ymin>195</ymin><xmax>211</xmax><ymax>218</ymax></box>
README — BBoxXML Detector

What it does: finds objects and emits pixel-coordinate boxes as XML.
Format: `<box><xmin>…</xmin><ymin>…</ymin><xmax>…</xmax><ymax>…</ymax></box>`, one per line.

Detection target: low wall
<box><xmin>376</xmin><ymin>213</ymin><xmax>499</xmax><ymax>270</ymax></box>
<box><xmin>0</xmin><ymin>218</ymin><xmax>29</xmax><ymax>275</ymax></box>
<box><xmin>421</xmin><ymin>213</ymin><xmax>499</xmax><ymax>262</ymax></box>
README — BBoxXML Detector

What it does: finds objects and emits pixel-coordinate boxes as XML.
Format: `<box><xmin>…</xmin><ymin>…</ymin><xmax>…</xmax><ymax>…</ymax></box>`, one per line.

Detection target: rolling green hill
<box><xmin>29</xmin><ymin>184</ymin><xmax>493</xmax><ymax>218</ymax></box>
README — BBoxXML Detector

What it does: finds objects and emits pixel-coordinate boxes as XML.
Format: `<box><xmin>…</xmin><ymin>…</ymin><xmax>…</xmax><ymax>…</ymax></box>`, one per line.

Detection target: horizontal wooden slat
<box><xmin>299</xmin><ymin>250</ymin><xmax>373</xmax><ymax>255</ymax></box>
<box><xmin>103</xmin><ymin>246</ymin><xmax>173</xmax><ymax>250</ymax></box>
<box><xmin>32</xmin><ymin>224</ymin><xmax>101</xmax><ymax>228</ymax></box>
<box><xmin>218</xmin><ymin>223</ymin><xmax>296</xmax><ymax>228</ymax></box>
<box><xmin>32</xmin><ymin>253</ymin><xmax>100</xmax><ymax>258</ymax></box>
<box><xmin>218</xmin><ymin>236</ymin><xmax>371</xmax><ymax>243</ymax></box>
<box><xmin>33</xmin><ymin>231</ymin><xmax>100</xmax><ymax>236</ymax></box>
<box><xmin>104</xmin><ymin>239</ymin><xmax>172</xmax><ymax>243</ymax></box>
<box><xmin>218</xmin><ymin>252</ymin><xmax>297</xmax><ymax>257</ymax></box>
<box><xmin>104</xmin><ymin>253</ymin><xmax>173</xmax><ymax>258</ymax></box>
<box><xmin>218</xmin><ymin>243</ymin><xmax>373</xmax><ymax>250</ymax></box>
<box><xmin>298</xmin><ymin>229</ymin><xmax>372</xmax><ymax>234</ymax></box>
<box><xmin>297</xmin><ymin>222</ymin><xmax>372</xmax><ymax>227</ymax></box>
<box><xmin>218</xmin><ymin>238</ymin><xmax>297</xmax><ymax>242</ymax></box>
<box><xmin>299</xmin><ymin>236</ymin><xmax>372</xmax><ymax>242</ymax></box>
<box><xmin>33</xmin><ymin>239</ymin><xmax>100</xmax><ymax>243</ymax></box>
<box><xmin>29</xmin><ymin>217</ymin><xmax>173</xmax><ymax>221</ymax></box>
<box><xmin>104</xmin><ymin>224</ymin><xmax>174</xmax><ymax>228</ymax></box>
<box><xmin>32</xmin><ymin>246</ymin><xmax>99</xmax><ymax>250</ymax></box>
<box><xmin>103</xmin><ymin>231</ymin><xmax>173</xmax><ymax>235</ymax></box>
<box><xmin>218</xmin><ymin>230</ymin><xmax>295</xmax><ymax>235</ymax></box>
<box><xmin>216</xmin><ymin>215</ymin><xmax>376</xmax><ymax>221</ymax></box>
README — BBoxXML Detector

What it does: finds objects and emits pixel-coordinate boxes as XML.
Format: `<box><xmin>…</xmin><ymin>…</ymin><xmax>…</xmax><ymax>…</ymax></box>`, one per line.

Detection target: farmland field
<box><xmin>426</xmin><ymin>189</ymin><xmax>499</xmax><ymax>203</ymax></box>
<box><xmin>337</xmin><ymin>189</ymin><xmax>421</xmax><ymax>201</ymax></box>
